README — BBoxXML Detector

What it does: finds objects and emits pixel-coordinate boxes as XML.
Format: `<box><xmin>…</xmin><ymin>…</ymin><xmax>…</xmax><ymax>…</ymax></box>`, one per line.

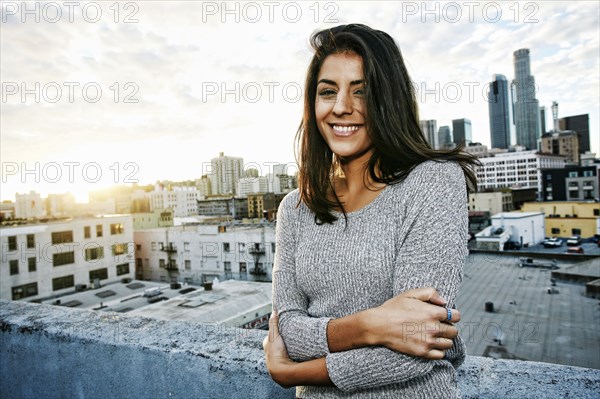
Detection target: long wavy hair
<box><xmin>296</xmin><ymin>24</ymin><xmax>479</xmax><ymax>224</ymax></box>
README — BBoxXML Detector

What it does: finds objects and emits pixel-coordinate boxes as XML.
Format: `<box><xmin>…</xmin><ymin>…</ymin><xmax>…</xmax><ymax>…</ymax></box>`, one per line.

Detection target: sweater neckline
<box><xmin>330</xmin><ymin>184</ymin><xmax>392</xmax><ymax>218</ymax></box>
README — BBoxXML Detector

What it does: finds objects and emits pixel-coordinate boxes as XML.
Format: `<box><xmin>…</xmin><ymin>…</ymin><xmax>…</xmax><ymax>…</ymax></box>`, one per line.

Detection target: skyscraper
<box><xmin>452</xmin><ymin>118</ymin><xmax>472</xmax><ymax>146</ymax></box>
<box><xmin>512</xmin><ymin>48</ymin><xmax>540</xmax><ymax>150</ymax></box>
<box><xmin>420</xmin><ymin>119</ymin><xmax>438</xmax><ymax>149</ymax></box>
<box><xmin>488</xmin><ymin>74</ymin><xmax>511</xmax><ymax>149</ymax></box>
<box><xmin>438</xmin><ymin>126</ymin><xmax>452</xmax><ymax>148</ymax></box>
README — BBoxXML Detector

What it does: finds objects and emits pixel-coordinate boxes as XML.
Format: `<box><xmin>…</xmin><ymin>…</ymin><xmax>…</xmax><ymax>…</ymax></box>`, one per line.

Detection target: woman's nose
<box><xmin>332</xmin><ymin>92</ymin><xmax>353</xmax><ymax>116</ymax></box>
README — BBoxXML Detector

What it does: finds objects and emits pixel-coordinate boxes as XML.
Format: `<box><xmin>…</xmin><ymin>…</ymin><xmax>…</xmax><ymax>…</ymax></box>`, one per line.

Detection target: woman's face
<box><xmin>315</xmin><ymin>52</ymin><xmax>372</xmax><ymax>161</ymax></box>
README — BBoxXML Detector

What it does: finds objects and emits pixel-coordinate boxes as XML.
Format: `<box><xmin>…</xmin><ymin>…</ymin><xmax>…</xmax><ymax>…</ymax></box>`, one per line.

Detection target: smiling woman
<box><xmin>263</xmin><ymin>24</ymin><xmax>480</xmax><ymax>398</ymax></box>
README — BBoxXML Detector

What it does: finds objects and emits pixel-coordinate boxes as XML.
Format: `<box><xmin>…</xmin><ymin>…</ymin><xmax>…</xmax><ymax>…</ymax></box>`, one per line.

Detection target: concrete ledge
<box><xmin>1</xmin><ymin>300</ymin><xmax>599</xmax><ymax>399</ymax></box>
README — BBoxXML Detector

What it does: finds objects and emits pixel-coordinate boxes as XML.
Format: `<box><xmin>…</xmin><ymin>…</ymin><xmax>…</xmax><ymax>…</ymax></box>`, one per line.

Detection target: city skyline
<box><xmin>2</xmin><ymin>1</ymin><xmax>599</xmax><ymax>202</ymax></box>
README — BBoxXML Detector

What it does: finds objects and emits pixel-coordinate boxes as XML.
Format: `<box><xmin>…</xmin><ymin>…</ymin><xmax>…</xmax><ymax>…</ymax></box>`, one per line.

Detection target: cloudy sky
<box><xmin>1</xmin><ymin>1</ymin><xmax>598</xmax><ymax>202</ymax></box>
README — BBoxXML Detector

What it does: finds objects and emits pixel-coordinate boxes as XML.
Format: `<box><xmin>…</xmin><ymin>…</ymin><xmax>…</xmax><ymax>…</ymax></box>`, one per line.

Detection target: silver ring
<box><xmin>446</xmin><ymin>307</ymin><xmax>452</xmax><ymax>322</ymax></box>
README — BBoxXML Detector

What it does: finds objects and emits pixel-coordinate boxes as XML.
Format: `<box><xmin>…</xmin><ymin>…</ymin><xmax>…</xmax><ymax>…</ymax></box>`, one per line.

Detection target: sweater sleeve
<box><xmin>272</xmin><ymin>191</ymin><xmax>332</xmax><ymax>362</ymax></box>
<box><xmin>325</xmin><ymin>161</ymin><xmax>469</xmax><ymax>392</ymax></box>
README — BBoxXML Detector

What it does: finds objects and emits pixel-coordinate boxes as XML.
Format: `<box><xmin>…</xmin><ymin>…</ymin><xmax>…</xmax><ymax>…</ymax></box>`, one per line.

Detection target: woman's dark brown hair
<box><xmin>296</xmin><ymin>23</ymin><xmax>480</xmax><ymax>224</ymax></box>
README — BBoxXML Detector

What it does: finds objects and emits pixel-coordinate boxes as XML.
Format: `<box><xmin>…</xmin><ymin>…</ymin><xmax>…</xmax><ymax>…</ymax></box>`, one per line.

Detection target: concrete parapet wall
<box><xmin>1</xmin><ymin>300</ymin><xmax>599</xmax><ymax>399</ymax></box>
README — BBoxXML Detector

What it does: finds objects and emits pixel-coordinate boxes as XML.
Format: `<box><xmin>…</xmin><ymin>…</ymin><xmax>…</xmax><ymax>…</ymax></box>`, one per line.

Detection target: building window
<box><xmin>52</xmin><ymin>275</ymin><xmax>75</xmax><ymax>291</ymax></box>
<box><xmin>159</xmin><ymin>259</ymin><xmax>166</xmax><ymax>268</ymax></box>
<box><xmin>223</xmin><ymin>242</ymin><xmax>230</xmax><ymax>252</ymax></box>
<box><xmin>185</xmin><ymin>260</ymin><xmax>191</xmax><ymax>270</ymax></box>
<box><xmin>224</xmin><ymin>261</ymin><xmax>231</xmax><ymax>272</ymax></box>
<box><xmin>9</xmin><ymin>260</ymin><xmax>18</xmax><ymax>275</ymax></box>
<box><xmin>239</xmin><ymin>262</ymin><xmax>247</xmax><ymax>273</ymax></box>
<box><xmin>568</xmin><ymin>171</ymin><xmax>578</xmax><ymax>178</ymax></box>
<box><xmin>572</xmin><ymin>228</ymin><xmax>581</xmax><ymax>236</ymax></box>
<box><xmin>271</xmin><ymin>243</ymin><xmax>276</xmax><ymax>253</ymax></box>
<box><xmin>583</xmin><ymin>170</ymin><xmax>593</xmax><ymax>177</ymax></box>
<box><xmin>89</xmin><ymin>268</ymin><xmax>108</xmax><ymax>281</ymax></box>
<box><xmin>26</xmin><ymin>234</ymin><xmax>35</xmax><ymax>249</ymax></box>
<box><xmin>84</xmin><ymin>246</ymin><xmax>104</xmax><ymax>261</ymax></box>
<box><xmin>238</xmin><ymin>243</ymin><xmax>245</xmax><ymax>252</ymax></box>
<box><xmin>151</xmin><ymin>242</ymin><xmax>157</xmax><ymax>251</ymax></box>
<box><xmin>112</xmin><ymin>243</ymin><xmax>128</xmax><ymax>256</ymax></box>
<box><xmin>12</xmin><ymin>282</ymin><xmax>38</xmax><ymax>300</ymax></box>
<box><xmin>28</xmin><ymin>257</ymin><xmax>36</xmax><ymax>272</ymax></box>
<box><xmin>8</xmin><ymin>236</ymin><xmax>17</xmax><ymax>251</ymax></box>
<box><xmin>551</xmin><ymin>228</ymin><xmax>561</xmax><ymax>235</ymax></box>
<box><xmin>110</xmin><ymin>223</ymin><xmax>124</xmax><ymax>235</ymax></box>
<box><xmin>52</xmin><ymin>231</ymin><xmax>73</xmax><ymax>244</ymax></box>
<box><xmin>594</xmin><ymin>209</ymin><xmax>600</xmax><ymax>216</ymax></box>
<box><xmin>53</xmin><ymin>251</ymin><xmax>75</xmax><ymax>267</ymax></box>
<box><xmin>116</xmin><ymin>263</ymin><xmax>130</xmax><ymax>276</ymax></box>
<box><xmin>84</xmin><ymin>226</ymin><xmax>91</xmax><ymax>239</ymax></box>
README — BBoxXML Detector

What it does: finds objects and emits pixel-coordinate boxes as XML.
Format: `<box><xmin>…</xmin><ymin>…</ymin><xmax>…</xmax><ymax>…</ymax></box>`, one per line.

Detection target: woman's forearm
<box><xmin>278</xmin><ymin>357</ymin><xmax>333</xmax><ymax>388</ymax></box>
<box><xmin>326</xmin><ymin>309</ymin><xmax>373</xmax><ymax>352</ymax></box>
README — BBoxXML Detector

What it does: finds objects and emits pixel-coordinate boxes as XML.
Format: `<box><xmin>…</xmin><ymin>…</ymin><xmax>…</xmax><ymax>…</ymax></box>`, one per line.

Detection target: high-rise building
<box><xmin>420</xmin><ymin>120</ymin><xmax>438</xmax><ymax>149</ymax></box>
<box><xmin>452</xmin><ymin>118</ymin><xmax>472</xmax><ymax>146</ymax></box>
<box><xmin>560</xmin><ymin>114</ymin><xmax>590</xmax><ymax>153</ymax></box>
<box><xmin>438</xmin><ymin>126</ymin><xmax>452</xmax><ymax>148</ymax></box>
<box><xmin>512</xmin><ymin>48</ymin><xmax>540</xmax><ymax>150</ymax></box>
<box><xmin>209</xmin><ymin>152</ymin><xmax>244</xmax><ymax>196</ymax></box>
<box><xmin>488</xmin><ymin>74</ymin><xmax>511</xmax><ymax>149</ymax></box>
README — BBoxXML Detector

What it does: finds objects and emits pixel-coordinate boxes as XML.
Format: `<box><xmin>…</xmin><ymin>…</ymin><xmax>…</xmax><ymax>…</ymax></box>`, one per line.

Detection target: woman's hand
<box><xmin>263</xmin><ymin>311</ymin><xmax>296</xmax><ymax>388</ymax></box>
<box><xmin>363</xmin><ymin>287</ymin><xmax>461</xmax><ymax>359</ymax></box>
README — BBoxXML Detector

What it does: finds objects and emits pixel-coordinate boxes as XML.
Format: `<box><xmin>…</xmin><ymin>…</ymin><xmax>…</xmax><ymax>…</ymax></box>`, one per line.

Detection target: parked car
<box><xmin>566</xmin><ymin>246</ymin><xmax>584</xmax><ymax>254</ymax></box>
<box><xmin>566</xmin><ymin>236</ymin><xmax>581</xmax><ymax>246</ymax></box>
<box><xmin>543</xmin><ymin>237</ymin><xmax>563</xmax><ymax>248</ymax></box>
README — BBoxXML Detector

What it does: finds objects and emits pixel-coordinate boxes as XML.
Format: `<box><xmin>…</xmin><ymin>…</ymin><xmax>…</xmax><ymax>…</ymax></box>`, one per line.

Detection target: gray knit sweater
<box><xmin>272</xmin><ymin>160</ymin><xmax>468</xmax><ymax>398</ymax></box>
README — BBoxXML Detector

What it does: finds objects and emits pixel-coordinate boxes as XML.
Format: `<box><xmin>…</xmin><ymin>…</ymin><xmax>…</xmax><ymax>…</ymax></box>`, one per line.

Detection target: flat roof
<box><xmin>128</xmin><ymin>280</ymin><xmax>272</xmax><ymax>324</ymax></box>
<box><xmin>457</xmin><ymin>252</ymin><xmax>599</xmax><ymax>369</ymax></box>
<box><xmin>42</xmin><ymin>280</ymin><xmax>172</xmax><ymax>310</ymax></box>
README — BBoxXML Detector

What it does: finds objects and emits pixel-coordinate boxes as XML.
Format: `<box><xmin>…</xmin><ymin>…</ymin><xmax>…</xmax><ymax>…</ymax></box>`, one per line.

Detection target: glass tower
<box><xmin>512</xmin><ymin>49</ymin><xmax>540</xmax><ymax>150</ymax></box>
<box><xmin>488</xmin><ymin>74</ymin><xmax>511</xmax><ymax>149</ymax></box>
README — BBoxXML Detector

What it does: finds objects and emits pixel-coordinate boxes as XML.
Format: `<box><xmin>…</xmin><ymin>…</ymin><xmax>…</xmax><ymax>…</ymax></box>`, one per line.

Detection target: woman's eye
<box><xmin>354</xmin><ymin>88</ymin><xmax>365</xmax><ymax>95</ymax></box>
<box><xmin>318</xmin><ymin>89</ymin><xmax>336</xmax><ymax>97</ymax></box>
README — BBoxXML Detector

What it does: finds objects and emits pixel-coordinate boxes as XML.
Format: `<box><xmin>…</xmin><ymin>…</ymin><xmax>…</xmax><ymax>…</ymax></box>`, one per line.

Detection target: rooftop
<box><xmin>40</xmin><ymin>279</ymin><xmax>273</xmax><ymax>327</ymax></box>
<box><xmin>458</xmin><ymin>253</ymin><xmax>600</xmax><ymax>369</ymax></box>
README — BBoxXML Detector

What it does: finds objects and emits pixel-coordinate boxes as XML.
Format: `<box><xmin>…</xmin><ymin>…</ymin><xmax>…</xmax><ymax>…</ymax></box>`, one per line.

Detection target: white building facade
<box><xmin>476</xmin><ymin>150</ymin><xmax>565</xmax><ymax>193</ymax></box>
<box><xmin>15</xmin><ymin>191</ymin><xmax>45</xmax><ymax>219</ymax></box>
<box><xmin>475</xmin><ymin>212</ymin><xmax>545</xmax><ymax>250</ymax></box>
<box><xmin>134</xmin><ymin>223</ymin><xmax>275</xmax><ymax>284</ymax></box>
<box><xmin>237</xmin><ymin>177</ymin><xmax>269</xmax><ymax>197</ymax></box>
<box><xmin>0</xmin><ymin>215</ymin><xmax>134</xmax><ymax>301</ymax></box>
<box><xmin>147</xmin><ymin>188</ymin><xmax>199</xmax><ymax>217</ymax></box>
